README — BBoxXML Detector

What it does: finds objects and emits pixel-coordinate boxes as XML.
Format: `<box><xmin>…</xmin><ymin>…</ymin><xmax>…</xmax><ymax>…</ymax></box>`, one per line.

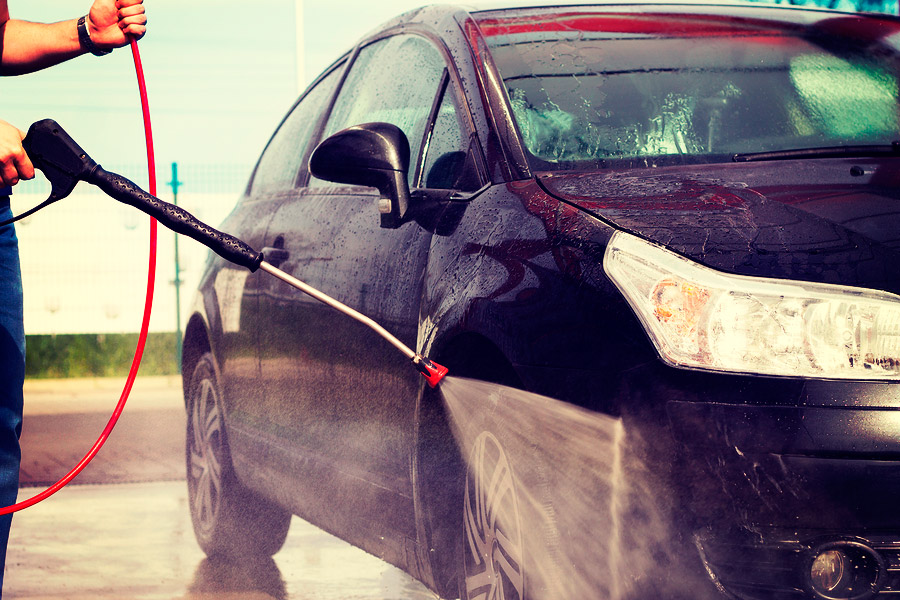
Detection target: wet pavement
<box><xmin>17</xmin><ymin>377</ymin><xmax>186</xmax><ymax>487</ymax></box>
<box><xmin>5</xmin><ymin>377</ymin><xmax>439</xmax><ymax>600</ymax></box>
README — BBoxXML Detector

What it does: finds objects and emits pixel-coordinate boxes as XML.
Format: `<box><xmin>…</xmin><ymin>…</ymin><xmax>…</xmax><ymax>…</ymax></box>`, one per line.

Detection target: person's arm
<box><xmin>0</xmin><ymin>0</ymin><xmax>147</xmax><ymax>76</ymax></box>
<box><xmin>0</xmin><ymin>2</ymin><xmax>25</xmax><ymax>189</ymax></box>
<box><xmin>0</xmin><ymin>119</ymin><xmax>29</xmax><ymax>188</ymax></box>
<box><xmin>0</xmin><ymin>0</ymin><xmax>146</xmax><ymax>187</ymax></box>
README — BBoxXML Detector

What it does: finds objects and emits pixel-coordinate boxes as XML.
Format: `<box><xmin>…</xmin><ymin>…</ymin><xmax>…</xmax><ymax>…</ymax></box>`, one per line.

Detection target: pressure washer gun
<box><xmin>19</xmin><ymin>119</ymin><xmax>448</xmax><ymax>388</ymax></box>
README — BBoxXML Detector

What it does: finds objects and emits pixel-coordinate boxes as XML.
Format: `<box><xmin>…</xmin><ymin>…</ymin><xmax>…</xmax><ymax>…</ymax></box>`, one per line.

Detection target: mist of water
<box><xmin>440</xmin><ymin>376</ymin><xmax>709</xmax><ymax>600</ymax></box>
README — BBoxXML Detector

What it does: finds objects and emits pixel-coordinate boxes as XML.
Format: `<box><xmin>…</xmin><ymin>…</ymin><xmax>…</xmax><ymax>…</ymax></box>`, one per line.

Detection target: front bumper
<box><xmin>668</xmin><ymin>399</ymin><xmax>900</xmax><ymax>599</ymax></box>
<box><xmin>697</xmin><ymin>530</ymin><xmax>900</xmax><ymax>600</ymax></box>
<box><xmin>668</xmin><ymin>401</ymin><xmax>900</xmax><ymax>530</ymax></box>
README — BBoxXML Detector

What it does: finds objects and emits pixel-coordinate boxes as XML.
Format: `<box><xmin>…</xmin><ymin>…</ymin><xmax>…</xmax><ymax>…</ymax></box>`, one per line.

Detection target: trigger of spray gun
<box><xmin>23</xmin><ymin>119</ymin><xmax>100</xmax><ymax>202</ymax></box>
<box><xmin>0</xmin><ymin>120</ymin><xmax>102</xmax><ymax>228</ymax></box>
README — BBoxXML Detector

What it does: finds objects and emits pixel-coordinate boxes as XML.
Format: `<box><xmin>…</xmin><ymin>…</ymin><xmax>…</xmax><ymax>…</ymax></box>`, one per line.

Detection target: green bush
<box><xmin>25</xmin><ymin>333</ymin><xmax>180</xmax><ymax>378</ymax></box>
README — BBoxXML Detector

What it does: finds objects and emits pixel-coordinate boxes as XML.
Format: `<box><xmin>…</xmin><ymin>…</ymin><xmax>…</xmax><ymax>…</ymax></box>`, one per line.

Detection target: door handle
<box><xmin>261</xmin><ymin>246</ymin><xmax>290</xmax><ymax>267</ymax></box>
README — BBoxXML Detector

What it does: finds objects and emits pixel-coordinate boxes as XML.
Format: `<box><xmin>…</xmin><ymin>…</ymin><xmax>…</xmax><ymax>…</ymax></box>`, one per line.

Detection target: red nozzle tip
<box><xmin>416</xmin><ymin>356</ymin><xmax>449</xmax><ymax>388</ymax></box>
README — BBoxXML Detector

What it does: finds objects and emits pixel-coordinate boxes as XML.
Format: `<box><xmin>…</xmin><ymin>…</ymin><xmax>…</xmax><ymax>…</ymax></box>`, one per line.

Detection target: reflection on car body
<box><xmin>180</xmin><ymin>3</ymin><xmax>900</xmax><ymax>600</ymax></box>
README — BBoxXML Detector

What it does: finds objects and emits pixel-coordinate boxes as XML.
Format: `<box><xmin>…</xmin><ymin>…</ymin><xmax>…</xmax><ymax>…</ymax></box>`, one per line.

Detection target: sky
<box><xmin>3</xmin><ymin>0</ymin><xmax>431</xmax><ymax>170</ymax></box>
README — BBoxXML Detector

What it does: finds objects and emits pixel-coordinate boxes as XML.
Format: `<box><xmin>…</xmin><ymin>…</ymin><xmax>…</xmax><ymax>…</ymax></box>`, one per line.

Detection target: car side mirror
<box><xmin>309</xmin><ymin>122</ymin><xmax>411</xmax><ymax>228</ymax></box>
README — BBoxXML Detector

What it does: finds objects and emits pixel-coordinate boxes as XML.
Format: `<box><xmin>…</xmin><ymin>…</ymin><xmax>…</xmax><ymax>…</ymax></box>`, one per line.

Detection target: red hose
<box><xmin>0</xmin><ymin>39</ymin><xmax>157</xmax><ymax>514</ymax></box>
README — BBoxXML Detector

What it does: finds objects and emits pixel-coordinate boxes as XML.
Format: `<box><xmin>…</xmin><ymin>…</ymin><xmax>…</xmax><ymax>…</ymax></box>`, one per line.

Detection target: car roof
<box><xmin>466</xmin><ymin>0</ymin><xmax>781</xmax><ymax>10</ymax></box>
<box><xmin>361</xmin><ymin>1</ymin><xmax>899</xmax><ymax>50</ymax></box>
<box><xmin>460</xmin><ymin>0</ymin><xmax>895</xmax><ymax>14</ymax></box>
<box><xmin>364</xmin><ymin>2</ymin><xmax>900</xmax><ymax>45</ymax></box>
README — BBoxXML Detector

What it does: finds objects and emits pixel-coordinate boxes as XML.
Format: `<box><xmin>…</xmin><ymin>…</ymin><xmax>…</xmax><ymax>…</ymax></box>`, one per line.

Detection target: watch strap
<box><xmin>77</xmin><ymin>15</ymin><xmax>112</xmax><ymax>57</ymax></box>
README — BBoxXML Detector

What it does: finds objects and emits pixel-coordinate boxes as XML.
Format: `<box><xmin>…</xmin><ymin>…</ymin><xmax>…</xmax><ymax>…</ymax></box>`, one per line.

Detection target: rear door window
<box><xmin>251</xmin><ymin>64</ymin><xmax>342</xmax><ymax>194</ymax></box>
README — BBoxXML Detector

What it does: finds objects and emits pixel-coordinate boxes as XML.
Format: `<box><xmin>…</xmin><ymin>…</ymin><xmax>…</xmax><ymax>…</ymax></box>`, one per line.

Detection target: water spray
<box><xmin>6</xmin><ymin>119</ymin><xmax>450</xmax><ymax>390</ymax></box>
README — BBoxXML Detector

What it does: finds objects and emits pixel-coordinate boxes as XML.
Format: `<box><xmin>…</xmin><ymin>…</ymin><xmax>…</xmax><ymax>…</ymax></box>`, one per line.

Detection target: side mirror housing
<box><xmin>309</xmin><ymin>122</ymin><xmax>411</xmax><ymax>228</ymax></box>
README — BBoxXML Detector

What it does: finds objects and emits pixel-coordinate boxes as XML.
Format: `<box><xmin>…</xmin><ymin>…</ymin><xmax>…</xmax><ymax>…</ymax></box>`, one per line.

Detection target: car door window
<box><xmin>420</xmin><ymin>85</ymin><xmax>479</xmax><ymax>190</ymax></box>
<box><xmin>251</xmin><ymin>64</ymin><xmax>342</xmax><ymax>195</ymax></box>
<box><xmin>310</xmin><ymin>35</ymin><xmax>447</xmax><ymax>188</ymax></box>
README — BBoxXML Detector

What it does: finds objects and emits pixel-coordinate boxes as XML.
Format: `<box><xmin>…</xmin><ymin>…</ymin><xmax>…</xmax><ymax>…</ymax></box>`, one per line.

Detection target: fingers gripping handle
<box><xmin>88</xmin><ymin>166</ymin><xmax>263</xmax><ymax>272</ymax></box>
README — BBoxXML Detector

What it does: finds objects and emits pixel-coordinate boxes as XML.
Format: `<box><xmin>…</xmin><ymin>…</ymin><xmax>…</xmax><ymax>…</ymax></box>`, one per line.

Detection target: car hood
<box><xmin>538</xmin><ymin>158</ymin><xmax>900</xmax><ymax>296</ymax></box>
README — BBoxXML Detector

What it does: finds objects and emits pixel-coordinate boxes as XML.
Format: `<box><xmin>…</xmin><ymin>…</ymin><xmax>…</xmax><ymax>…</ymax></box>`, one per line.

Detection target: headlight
<box><xmin>603</xmin><ymin>230</ymin><xmax>900</xmax><ymax>380</ymax></box>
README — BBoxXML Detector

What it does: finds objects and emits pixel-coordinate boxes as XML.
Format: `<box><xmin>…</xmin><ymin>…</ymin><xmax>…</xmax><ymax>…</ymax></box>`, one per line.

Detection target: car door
<box><xmin>255</xmin><ymin>33</ymin><xmax>474</xmax><ymax>561</ymax></box>
<box><xmin>221</xmin><ymin>62</ymin><xmax>343</xmax><ymax>483</ymax></box>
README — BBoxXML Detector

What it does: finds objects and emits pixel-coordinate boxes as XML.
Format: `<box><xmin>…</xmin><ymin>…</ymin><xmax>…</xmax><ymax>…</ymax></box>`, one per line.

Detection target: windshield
<box><xmin>477</xmin><ymin>10</ymin><xmax>900</xmax><ymax>170</ymax></box>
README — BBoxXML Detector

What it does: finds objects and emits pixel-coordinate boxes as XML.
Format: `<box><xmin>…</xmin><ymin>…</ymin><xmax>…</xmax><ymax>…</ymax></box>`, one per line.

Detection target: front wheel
<box><xmin>461</xmin><ymin>431</ymin><xmax>526</xmax><ymax>600</ymax></box>
<box><xmin>186</xmin><ymin>352</ymin><xmax>291</xmax><ymax>558</ymax></box>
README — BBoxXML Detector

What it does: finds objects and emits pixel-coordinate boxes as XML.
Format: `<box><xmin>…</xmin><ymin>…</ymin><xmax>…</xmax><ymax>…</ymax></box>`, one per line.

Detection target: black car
<box><xmin>181</xmin><ymin>3</ymin><xmax>900</xmax><ymax>599</ymax></box>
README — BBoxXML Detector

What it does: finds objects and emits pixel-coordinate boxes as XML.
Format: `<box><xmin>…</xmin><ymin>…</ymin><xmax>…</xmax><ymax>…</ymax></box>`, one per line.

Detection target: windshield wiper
<box><xmin>733</xmin><ymin>142</ymin><xmax>900</xmax><ymax>162</ymax></box>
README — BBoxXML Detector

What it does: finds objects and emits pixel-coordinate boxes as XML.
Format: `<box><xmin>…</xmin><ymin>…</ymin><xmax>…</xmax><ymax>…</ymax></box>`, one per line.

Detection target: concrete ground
<box><xmin>18</xmin><ymin>376</ymin><xmax>186</xmax><ymax>487</ymax></box>
<box><xmin>4</xmin><ymin>376</ymin><xmax>438</xmax><ymax>600</ymax></box>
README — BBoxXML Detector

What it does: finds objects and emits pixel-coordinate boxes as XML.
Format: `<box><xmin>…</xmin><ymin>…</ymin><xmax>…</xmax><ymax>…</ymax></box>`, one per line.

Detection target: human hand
<box><xmin>87</xmin><ymin>0</ymin><xmax>147</xmax><ymax>49</ymax></box>
<box><xmin>0</xmin><ymin>121</ymin><xmax>34</xmax><ymax>188</ymax></box>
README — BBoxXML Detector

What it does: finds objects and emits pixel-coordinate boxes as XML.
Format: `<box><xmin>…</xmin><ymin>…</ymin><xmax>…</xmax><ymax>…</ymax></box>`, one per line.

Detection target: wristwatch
<box><xmin>77</xmin><ymin>15</ymin><xmax>112</xmax><ymax>57</ymax></box>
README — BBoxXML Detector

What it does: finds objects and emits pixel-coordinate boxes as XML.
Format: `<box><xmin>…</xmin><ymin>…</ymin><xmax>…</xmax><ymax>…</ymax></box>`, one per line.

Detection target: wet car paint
<box><xmin>539</xmin><ymin>158</ymin><xmax>900</xmax><ymax>293</ymax></box>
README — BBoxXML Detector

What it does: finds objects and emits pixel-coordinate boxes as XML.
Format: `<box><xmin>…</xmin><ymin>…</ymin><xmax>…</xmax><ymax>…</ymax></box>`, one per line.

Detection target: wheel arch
<box><xmin>414</xmin><ymin>330</ymin><xmax>522</xmax><ymax>598</ymax></box>
<box><xmin>181</xmin><ymin>313</ymin><xmax>212</xmax><ymax>407</ymax></box>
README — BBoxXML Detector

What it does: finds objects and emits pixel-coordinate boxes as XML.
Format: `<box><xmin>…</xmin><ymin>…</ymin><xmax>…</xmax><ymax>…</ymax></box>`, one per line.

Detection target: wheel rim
<box><xmin>463</xmin><ymin>431</ymin><xmax>525</xmax><ymax>600</ymax></box>
<box><xmin>188</xmin><ymin>372</ymin><xmax>224</xmax><ymax>540</ymax></box>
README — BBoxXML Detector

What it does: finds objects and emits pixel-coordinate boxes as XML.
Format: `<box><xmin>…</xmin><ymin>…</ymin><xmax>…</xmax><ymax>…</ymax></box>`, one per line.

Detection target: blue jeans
<box><xmin>0</xmin><ymin>197</ymin><xmax>23</xmax><ymax>593</ymax></box>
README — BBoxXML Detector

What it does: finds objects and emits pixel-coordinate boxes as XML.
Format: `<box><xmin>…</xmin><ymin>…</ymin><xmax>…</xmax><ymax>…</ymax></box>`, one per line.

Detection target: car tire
<box><xmin>186</xmin><ymin>352</ymin><xmax>291</xmax><ymax>558</ymax></box>
<box><xmin>460</xmin><ymin>430</ymin><xmax>527</xmax><ymax>600</ymax></box>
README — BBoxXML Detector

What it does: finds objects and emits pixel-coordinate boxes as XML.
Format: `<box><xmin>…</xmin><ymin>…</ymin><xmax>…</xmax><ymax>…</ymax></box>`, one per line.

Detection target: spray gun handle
<box><xmin>22</xmin><ymin>119</ymin><xmax>98</xmax><ymax>202</ymax></box>
<box><xmin>87</xmin><ymin>166</ymin><xmax>263</xmax><ymax>272</ymax></box>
